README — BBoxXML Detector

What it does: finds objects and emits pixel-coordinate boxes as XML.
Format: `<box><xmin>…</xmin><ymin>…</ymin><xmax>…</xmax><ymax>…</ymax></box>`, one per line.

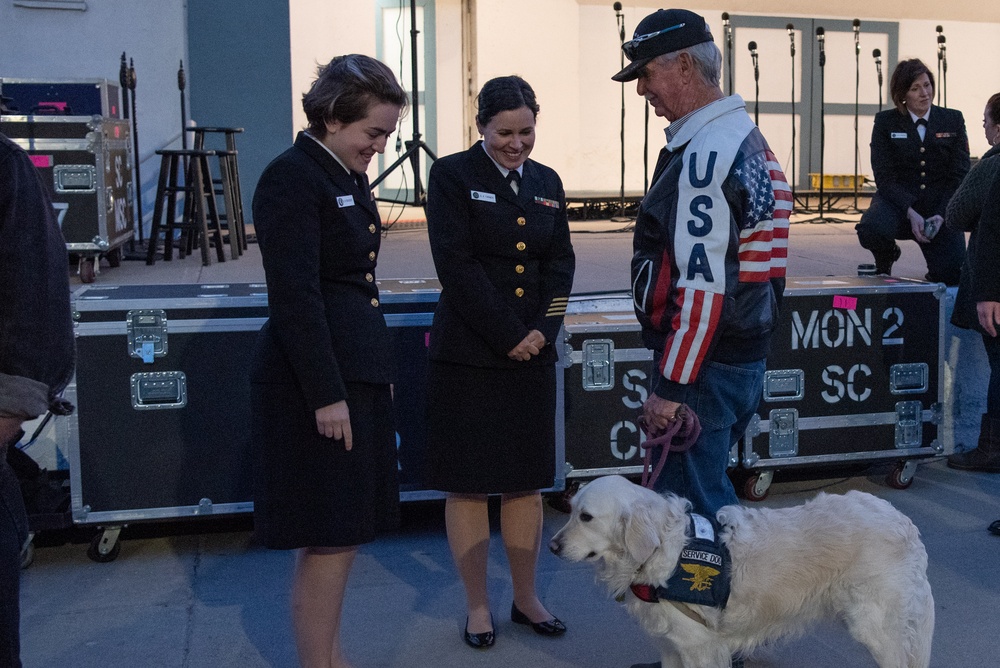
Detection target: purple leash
<box><xmin>637</xmin><ymin>405</ymin><xmax>702</xmax><ymax>490</ymax></box>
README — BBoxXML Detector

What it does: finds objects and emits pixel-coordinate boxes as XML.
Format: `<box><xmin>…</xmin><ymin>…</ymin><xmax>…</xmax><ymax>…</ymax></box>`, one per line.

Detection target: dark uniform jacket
<box><xmin>426</xmin><ymin>142</ymin><xmax>575</xmax><ymax>368</ymax></box>
<box><xmin>949</xmin><ymin>144</ymin><xmax>1000</xmax><ymax>330</ymax></box>
<box><xmin>0</xmin><ymin>132</ymin><xmax>75</xmax><ymax>425</ymax></box>
<box><xmin>869</xmin><ymin>105</ymin><xmax>970</xmax><ymax>218</ymax></box>
<box><xmin>250</xmin><ymin>132</ymin><xmax>393</xmax><ymax>410</ymax></box>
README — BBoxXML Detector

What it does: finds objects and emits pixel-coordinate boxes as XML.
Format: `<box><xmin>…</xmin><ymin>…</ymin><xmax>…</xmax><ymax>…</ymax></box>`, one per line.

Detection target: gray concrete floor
<box><xmin>18</xmin><ymin>215</ymin><xmax>1000</xmax><ymax>667</ymax></box>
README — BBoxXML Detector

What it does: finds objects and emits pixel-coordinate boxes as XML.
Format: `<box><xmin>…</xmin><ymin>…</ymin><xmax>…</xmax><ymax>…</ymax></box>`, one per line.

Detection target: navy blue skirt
<box><xmin>251</xmin><ymin>381</ymin><xmax>399</xmax><ymax>549</ymax></box>
<box><xmin>424</xmin><ymin>361</ymin><xmax>556</xmax><ymax>494</ymax></box>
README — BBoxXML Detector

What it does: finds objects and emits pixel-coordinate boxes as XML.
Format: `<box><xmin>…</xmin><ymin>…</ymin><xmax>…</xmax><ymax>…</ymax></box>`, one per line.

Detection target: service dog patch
<box><xmin>630</xmin><ymin>512</ymin><xmax>731</xmax><ymax>609</ymax></box>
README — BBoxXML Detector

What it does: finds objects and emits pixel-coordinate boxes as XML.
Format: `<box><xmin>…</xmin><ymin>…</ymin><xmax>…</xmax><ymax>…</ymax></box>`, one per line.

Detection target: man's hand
<box><xmin>315</xmin><ymin>401</ymin><xmax>352</xmax><ymax>450</ymax></box>
<box><xmin>642</xmin><ymin>394</ymin><xmax>682</xmax><ymax>438</ymax></box>
<box><xmin>0</xmin><ymin>416</ymin><xmax>24</xmax><ymax>448</ymax></box>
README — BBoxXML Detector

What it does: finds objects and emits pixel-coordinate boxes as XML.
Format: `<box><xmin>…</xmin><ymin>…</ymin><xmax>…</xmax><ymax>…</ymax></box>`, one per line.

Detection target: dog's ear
<box><xmin>623</xmin><ymin>497</ymin><xmax>662</xmax><ymax>564</ymax></box>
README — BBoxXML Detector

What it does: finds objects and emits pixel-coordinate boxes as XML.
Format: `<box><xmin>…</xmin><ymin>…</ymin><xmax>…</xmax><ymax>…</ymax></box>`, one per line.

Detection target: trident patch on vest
<box><xmin>663</xmin><ymin>512</ymin><xmax>731</xmax><ymax>608</ymax></box>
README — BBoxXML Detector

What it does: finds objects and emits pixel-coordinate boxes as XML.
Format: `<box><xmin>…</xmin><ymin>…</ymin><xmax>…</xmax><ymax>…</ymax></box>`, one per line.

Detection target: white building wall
<box><xmin>0</xmin><ymin>0</ymin><xmax>189</xmax><ymax>204</ymax></box>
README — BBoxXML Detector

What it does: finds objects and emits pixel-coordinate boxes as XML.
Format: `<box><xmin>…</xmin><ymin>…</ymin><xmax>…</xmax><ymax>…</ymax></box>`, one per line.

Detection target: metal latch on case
<box><xmin>582</xmin><ymin>339</ymin><xmax>614</xmax><ymax>390</ymax></box>
<box><xmin>890</xmin><ymin>363</ymin><xmax>928</xmax><ymax>394</ymax></box>
<box><xmin>895</xmin><ymin>400</ymin><xmax>923</xmax><ymax>448</ymax></box>
<box><xmin>127</xmin><ymin>309</ymin><xmax>167</xmax><ymax>362</ymax></box>
<box><xmin>768</xmin><ymin>408</ymin><xmax>799</xmax><ymax>458</ymax></box>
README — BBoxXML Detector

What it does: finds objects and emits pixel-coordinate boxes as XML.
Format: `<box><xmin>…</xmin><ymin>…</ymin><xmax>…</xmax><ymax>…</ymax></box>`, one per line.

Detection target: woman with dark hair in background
<box><xmin>856</xmin><ymin>58</ymin><xmax>969</xmax><ymax>285</ymax></box>
<box><xmin>424</xmin><ymin>75</ymin><xmax>575</xmax><ymax>649</ymax></box>
<box><xmin>250</xmin><ymin>54</ymin><xmax>407</xmax><ymax>668</ymax></box>
<box><xmin>946</xmin><ymin>92</ymin><xmax>1000</xmax><ymax>481</ymax></box>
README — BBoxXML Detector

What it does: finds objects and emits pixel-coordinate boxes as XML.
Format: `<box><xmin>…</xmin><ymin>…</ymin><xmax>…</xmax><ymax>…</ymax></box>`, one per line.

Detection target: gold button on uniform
<box><xmin>920</xmin><ymin>172</ymin><xmax>926</xmax><ymax>177</ymax></box>
<box><xmin>920</xmin><ymin>161</ymin><xmax>926</xmax><ymax>166</ymax></box>
<box><xmin>517</xmin><ymin>216</ymin><xmax>526</xmax><ymax>226</ymax></box>
<box><xmin>369</xmin><ymin>251</ymin><xmax>376</xmax><ymax>261</ymax></box>
<box><xmin>515</xmin><ymin>264</ymin><xmax>525</xmax><ymax>274</ymax></box>
<box><xmin>371</xmin><ymin>298</ymin><xmax>380</xmax><ymax>307</ymax></box>
<box><xmin>920</xmin><ymin>146</ymin><xmax>926</xmax><ymax>153</ymax></box>
<box><xmin>516</xmin><ymin>242</ymin><xmax>526</xmax><ymax>251</ymax></box>
<box><xmin>515</xmin><ymin>288</ymin><xmax>525</xmax><ymax>297</ymax></box>
<box><xmin>365</xmin><ymin>273</ymin><xmax>374</xmax><ymax>282</ymax></box>
<box><xmin>369</xmin><ymin>223</ymin><xmax>377</xmax><ymax>233</ymax></box>
<box><xmin>920</xmin><ymin>184</ymin><xmax>926</xmax><ymax>190</ymax></box>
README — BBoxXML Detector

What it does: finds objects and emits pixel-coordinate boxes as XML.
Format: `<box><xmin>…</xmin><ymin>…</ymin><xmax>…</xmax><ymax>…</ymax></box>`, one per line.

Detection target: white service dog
<box><xmin>549</xmin><ymin>475</ymin><xmax>934</xmax><ymax>668</ymax></box>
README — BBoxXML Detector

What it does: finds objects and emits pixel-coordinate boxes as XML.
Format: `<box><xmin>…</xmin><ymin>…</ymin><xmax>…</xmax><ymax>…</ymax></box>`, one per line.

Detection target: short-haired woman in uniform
<box><xmin>250</xmin><ymin>54</ymin><xmax>407</xmax><ymax>668</ymax></box>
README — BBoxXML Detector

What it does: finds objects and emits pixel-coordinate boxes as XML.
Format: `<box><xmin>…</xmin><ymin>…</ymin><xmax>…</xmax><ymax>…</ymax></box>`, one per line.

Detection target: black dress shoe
<box><xmin>510</xmin><ymin>602</ymin><xmax>567</xmax><ymax>635</ymax></box>
<box><xmin>463</xmin><ymin>615</ymin><xmax>495</xmax><ymax>649</ymax></box>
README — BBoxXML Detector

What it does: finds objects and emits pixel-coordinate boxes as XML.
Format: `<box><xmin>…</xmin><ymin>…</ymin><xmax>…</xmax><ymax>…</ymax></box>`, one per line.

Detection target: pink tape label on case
<box><xmin>833</xmin><ymin>295</ymin><xmax>857</xmax><ymax>310</ymax></box>
<box><xmin>30</xmin><ymin>155</ymin><xmax>52</xmax><ymax>168</ymax></box>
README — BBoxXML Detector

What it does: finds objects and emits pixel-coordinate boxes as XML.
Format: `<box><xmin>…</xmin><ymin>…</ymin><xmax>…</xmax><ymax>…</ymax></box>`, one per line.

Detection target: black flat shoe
<box><xmin>463</xmin><ymin>615</ymin><xmax>495</xmax><ymax>649</ymax></box>
<box><xmin>989</xmin><ymin>520</ymin><xmax>1000</xmax><ymax>536</ymax></box>
<box><xmin>511</xmin><ymin>602</ymin><xmax>566</xmax><ymax>636</ymax></box>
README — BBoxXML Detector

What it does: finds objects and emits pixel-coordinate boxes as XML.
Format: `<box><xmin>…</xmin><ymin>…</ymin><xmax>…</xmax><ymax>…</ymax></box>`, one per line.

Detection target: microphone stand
<box><xmin>722</xmin><ymin>13</ymin><xmax>733</xmax><ymax>95</ymax></box>
<box><xmin>613</xmin><ymin>3</ymin><xmax>629</xmax><ymax>221</ymax></box>
<box><xmin>788</xmin><ymin>25</ymin><xmax>796</xmax><ymax>201</ymax></box>
<box><xmin>800</xmin><ymin>27</ymin><xmax>850</xmax><ymax>224</ymax></box>
<box><xmin>850</xmin><ymin>20</ymin><xmax>862</xmax><ymax>213</ymax></box>
<box><xmin>935</xmin><ymin>28</ymin><xmax>943</xmax><ymax>106</ymax></box>
<box><xmin>178</xmin><ymin>60</ymin><xmax>187</xmax><ymax>150</ymax></box>
<box><xmin>749</xmin><ymin>42</ymin><xmax>759</xmax><ymax>125</ymax></box>
<box><xmin>940</xmin><ymin>37</ymin><xmax>948</xmax><ymax>107</ymax></box>
<box><xmin>128</xmin><ymin>58</ymin><xmax>144</xmax><ymax>244</ymax></box>
<box><xmin>371</xmin><ymin>0</ymin><xmax>438</xmax><ymax>207</ymax></box>
<box><xmin>874</xmin><ymin>50</ymin><xmax>884</xmax><ymax>112</ymax></box>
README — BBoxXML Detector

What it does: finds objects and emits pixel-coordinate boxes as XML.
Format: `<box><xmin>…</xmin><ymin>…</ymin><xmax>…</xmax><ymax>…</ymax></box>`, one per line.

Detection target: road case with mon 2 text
<box><xmin>740</xmin><ymin>276</ymin><xmax>944</xmax><ymax>500</ymax></box>
<box><xmin>556</xmin><ymin>279</ymin><xmax>944</xmax><ymax>499</ymax></box>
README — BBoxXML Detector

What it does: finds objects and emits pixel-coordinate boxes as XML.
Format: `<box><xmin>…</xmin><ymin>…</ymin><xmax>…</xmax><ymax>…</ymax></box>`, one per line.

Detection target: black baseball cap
<box><xmin>612</xmin><ymin>8</ymin><xmax>714</xmax><ymax>82</ymax></box>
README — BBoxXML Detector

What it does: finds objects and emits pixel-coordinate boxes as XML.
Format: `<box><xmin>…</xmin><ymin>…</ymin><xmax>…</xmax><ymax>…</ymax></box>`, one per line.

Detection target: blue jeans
<box><xmin>652</xmin><ymin>359</ymin><xmax>766</xmax><ymax>516</ymax></box>
<box><xmin>0</xmin><ymin>443</ymin><xmax>27</xmax><ymax>668</ymax></box>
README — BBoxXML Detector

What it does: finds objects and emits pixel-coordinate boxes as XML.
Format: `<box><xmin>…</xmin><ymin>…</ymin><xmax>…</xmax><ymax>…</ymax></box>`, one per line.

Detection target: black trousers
<box><xmin>856</xmin><ymin>194</ymin><xmax>965</xmax><ymax>285</ymax></box>
<box><xmin>0</xmin><ymin>441</ymin><xmax>27</xmax><ymax>668</ymax></box>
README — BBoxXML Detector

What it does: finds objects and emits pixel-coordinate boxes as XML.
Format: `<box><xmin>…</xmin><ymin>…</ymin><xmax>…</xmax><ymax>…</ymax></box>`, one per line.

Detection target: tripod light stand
<box><xmin>370</xmin><ymin>0</ymin><xmax>438</xmax><ymax>207</ymax></box>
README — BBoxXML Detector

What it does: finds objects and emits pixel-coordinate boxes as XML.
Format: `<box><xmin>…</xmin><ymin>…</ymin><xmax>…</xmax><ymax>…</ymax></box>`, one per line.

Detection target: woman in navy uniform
<box><xmin>249</xmin><ymin>55</ymin><xmax>407</xmax><ymax>668</ymax></box>
<box><xmin>424</xmin><ymin>76</ymin><xmax>575</xmax><ymax>649</ymax></box>
<box><xmin>856</xmin><ymin>58</ymin><xmax>969</xmax><ymax>285</ymax></box>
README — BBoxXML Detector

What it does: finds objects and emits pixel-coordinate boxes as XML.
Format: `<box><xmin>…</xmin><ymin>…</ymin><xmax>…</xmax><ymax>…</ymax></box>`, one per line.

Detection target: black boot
<box><xmin>948</xmin><ymin>414</ymin><xmax>1000</xmax><ymax>473</ymax></box>
<box><xmin>874</xmin><ymin>244</ymin><xmax>901</xmax><ymax>276</ymax></box>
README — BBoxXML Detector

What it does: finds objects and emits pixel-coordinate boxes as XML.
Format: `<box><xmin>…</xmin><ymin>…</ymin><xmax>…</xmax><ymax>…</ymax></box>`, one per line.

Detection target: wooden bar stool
<box><xmin>193</xmin><ymin>127</ymin><xmax>246</xmax><ymax>253</ymax></box>
<box><xmin>146</xmin><ymin>149</ymin><xmax>225</xmax><ymax>266</ymax></box>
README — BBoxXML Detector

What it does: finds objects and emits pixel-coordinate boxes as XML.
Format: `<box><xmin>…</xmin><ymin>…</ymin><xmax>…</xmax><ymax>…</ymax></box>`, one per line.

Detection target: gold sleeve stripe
<box><xmin>546</xmin><ymin>297</ymin><xmax>570</xmax><ymax>317</ymax></box>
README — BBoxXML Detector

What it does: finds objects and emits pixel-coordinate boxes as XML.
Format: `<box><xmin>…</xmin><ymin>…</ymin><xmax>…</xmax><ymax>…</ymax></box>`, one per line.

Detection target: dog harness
<box><xmin>630</xmin><ymin>511</ymin><xmax>731</xmax><ymax>611</ymax></box>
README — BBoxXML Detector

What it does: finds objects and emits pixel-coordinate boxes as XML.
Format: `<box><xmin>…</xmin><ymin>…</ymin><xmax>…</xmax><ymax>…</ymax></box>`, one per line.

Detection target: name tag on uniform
<box><xmin>890</xmin><ymin>132</ymin><xmax>908</xmax><ymax>139</ymax></box>
<box><xmin>534</xmin><ymin>196</ymin><xmax>560</xmax><ymax>209</ymax></box>
<box><xmin>470</xmin><ymin>190</ymin><xmax>496</xmax><ymax>203</ymax></box>
<box><xmin>935</xmin><ymin>132</ymin><xmax>957</xmax><ymax>138</ymax></box>
<box><xmin>337</xmin><ymin>195</ymin><xmax>356</xmax><ymax>208</ymax></box>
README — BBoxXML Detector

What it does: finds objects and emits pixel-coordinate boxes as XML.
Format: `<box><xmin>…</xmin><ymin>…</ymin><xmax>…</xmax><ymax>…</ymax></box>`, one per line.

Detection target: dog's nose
<box><xmin>549</xmin><ymin>537</ymin><xmax>562</xmax><ymax>555</ymax></box>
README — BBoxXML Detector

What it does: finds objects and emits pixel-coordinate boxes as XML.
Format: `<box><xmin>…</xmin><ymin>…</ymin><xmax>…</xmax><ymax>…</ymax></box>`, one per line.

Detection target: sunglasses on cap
<box><xmin>622</xmin><ymin>22</ymin><xmax>687</xmax><ymax>61</ymax></box>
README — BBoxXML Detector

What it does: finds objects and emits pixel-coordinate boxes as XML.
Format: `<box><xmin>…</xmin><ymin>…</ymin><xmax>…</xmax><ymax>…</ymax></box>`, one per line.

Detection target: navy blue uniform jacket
<box><xmin>426</xmin><ymin>142</ymin><xmax>575</xmax><ymax>367</ymax></box>
<box><xmin>869</xmin><ymin>105</ymin><xmax>970</xmax><ymax>217</ymax></box>
<box><xmin>251</xmin><ymin>132</ymin><xmax>393</xmax><ymax>410</ymax></box>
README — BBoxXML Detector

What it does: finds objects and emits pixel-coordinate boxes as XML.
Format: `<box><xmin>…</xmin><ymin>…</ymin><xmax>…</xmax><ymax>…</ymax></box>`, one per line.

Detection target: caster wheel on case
<box><xmin>106</xmin><ymin>246</ymin><xmax>122</xmax><ymax>268</ymax></box>
<box><xmin>886</xmin><ymin>460</ymin><xmax>917</xmax><ymax>490</ymax></box>
<box><xmin>78</xmin><ymin>256</ymin><xmax>96</xmax><ymax>283</ymax></box>
<box><xmin>87</xmin><ymin>527</ymin><xmax>122</xmax><ymax>563</ymax></box>
<box><xmin>743</xmin><ymin>470</ymin><xmax>773</xmax><ymax>502</ymax></box>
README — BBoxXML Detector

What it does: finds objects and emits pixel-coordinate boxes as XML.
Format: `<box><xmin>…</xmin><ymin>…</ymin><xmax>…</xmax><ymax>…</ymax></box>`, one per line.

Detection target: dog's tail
<box><xmin>905</xmin><ymin>580</ymin><xmax>934</xmax><ymax>668</ymax></box>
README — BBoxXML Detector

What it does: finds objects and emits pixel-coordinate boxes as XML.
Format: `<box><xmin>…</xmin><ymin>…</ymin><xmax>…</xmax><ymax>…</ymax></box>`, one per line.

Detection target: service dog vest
<box><xmin>630</xmin><ymin>512</ymin><xmax>731</xmax><ymax>609</ymax></box>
